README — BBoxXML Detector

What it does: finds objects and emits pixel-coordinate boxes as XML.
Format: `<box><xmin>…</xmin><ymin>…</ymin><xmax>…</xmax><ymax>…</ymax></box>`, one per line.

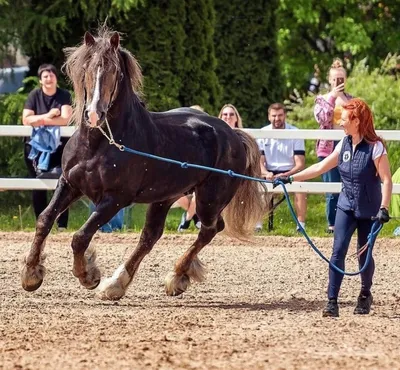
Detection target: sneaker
<box><xmin>326</xmin><ymin>228</ymin><xmax>334</xmax><ymax>234</ymax></box>
<box><xmin>255</xmin><ymin>221</ymin><xmax>263</xmax><ymax>233</ymax></box>
<box><xmin>296</xmin><ymin>223</ymin><xmax>306</xmax><ymax>233</ymax></box>
<box><xmin>322</xmin><ymin>298</ymin><xmax>339</xmax><ymax>317</ymax></box>
<box><xmin>354</xmin><ymin>294</ymin><xmax>373</xmax><ymax>315</ymax></box>
<box><xmin>177</xmin><ymin>212</ymin><xmax>191</xmax><ymax>232</ymax></box>
<box><xmin>192</xmin><ymin>214</ymin><xmax>201</xmax><ymax>229</ymax></box>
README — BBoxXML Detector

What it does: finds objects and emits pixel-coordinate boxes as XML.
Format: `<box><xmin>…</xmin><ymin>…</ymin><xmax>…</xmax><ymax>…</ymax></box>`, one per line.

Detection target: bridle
<box><xmin>82</xmin><ymin>62</ymin><xmax>124</xmax><ymax>125</ymax></box>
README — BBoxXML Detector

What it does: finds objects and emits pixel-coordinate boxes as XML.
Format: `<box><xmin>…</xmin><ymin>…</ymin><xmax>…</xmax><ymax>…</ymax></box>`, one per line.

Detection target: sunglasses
<box><xmin>222</xmin><ymin>113</ymin><xmax>235</xmax><ymax>117</ymax></box>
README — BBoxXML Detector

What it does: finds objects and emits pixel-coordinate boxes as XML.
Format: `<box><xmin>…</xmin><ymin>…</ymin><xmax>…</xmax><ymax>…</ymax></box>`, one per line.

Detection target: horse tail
<box><xmin>222</xmin><ymin>130</ymin><xmax>269</xmax><ymax>240</ymax></box>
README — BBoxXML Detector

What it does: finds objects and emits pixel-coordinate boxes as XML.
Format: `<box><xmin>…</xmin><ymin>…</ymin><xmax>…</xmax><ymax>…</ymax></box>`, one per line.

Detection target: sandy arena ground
<box><xmin>1</xmin><ymin>232</ymin><xmax>400</xmax><ymax>369</ymax></box>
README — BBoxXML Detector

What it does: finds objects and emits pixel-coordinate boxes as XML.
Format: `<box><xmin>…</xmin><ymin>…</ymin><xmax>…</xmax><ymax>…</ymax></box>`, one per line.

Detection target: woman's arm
<box><xmin>375</xmin><ymin>154</ymin><xmax>393</xmax><ymax>209</ymax></box>
<box><xmin>291</xmin><ymin>151</ymin><xmax>339</xmax><ymax>182</ymax></box>
<box><xmin>314</xmin><ymin>94</ymin><xmax>336</xmax><ymax>129</ymax></box>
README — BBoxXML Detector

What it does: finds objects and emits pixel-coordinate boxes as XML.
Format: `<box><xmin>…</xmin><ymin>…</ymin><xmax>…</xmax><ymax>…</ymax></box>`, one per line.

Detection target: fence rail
<box><xmin>1</xmin><ymin>125</ymin><xmax>399</xmax><ymax>193</ymax></box>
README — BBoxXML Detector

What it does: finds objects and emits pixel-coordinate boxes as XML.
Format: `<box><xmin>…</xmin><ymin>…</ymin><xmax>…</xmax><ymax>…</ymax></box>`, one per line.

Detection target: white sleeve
<box><xmin>294</xmin><ymin>138</ymin><xmax>305</xmax><ymax>152</ymax></box>
<box><xmin>256</xmin><ymin>138</ymin><xmax>264</xmax><ymax>152</ymax></box>
<box><xmin>334</xmin><ymin>138</ymin><xmax>344</xmax><ymax>154</ymax></box>
<box><xmin>373</xmin><ymin>141</ymin><xmax>387</xmax><ymax>160</ymax></box>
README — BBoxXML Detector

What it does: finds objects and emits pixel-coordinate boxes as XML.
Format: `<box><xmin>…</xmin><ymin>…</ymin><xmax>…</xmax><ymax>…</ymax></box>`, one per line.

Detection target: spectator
<box><xmin>22</xmin><ymin>64</ymin><xmax>72</xmax><ymax>230</ymax></box>
<box><xmin>89</xmin><ymin>203</ymin><xmax>126</xmax><ymax>233</ymax></box>
<box><xmin>176</xmin><ymin>105</ymin><xmax>206</xmax><ymax>232</ymax></box>
<box><xmin>257</xmin><ymin>102</ymin><xmax>307</xmax><ymax>231</ymax></box>
<box><xmin>218</xmin><ymin>104</ymin><xmax>243</xmax><ymax>128</ymax></box>
<box><xmin>275</xmin><ymin>98</ymin><xmax>392</xmax><ymax>317</ymax></box>
<box><xmin>177</xmin><ymin>103</ymin><xmax>243</xmax><ymax>231</ymax></box>
<box><xmin>314</xmin><ymin>58</ymin><xmax>353</xmax><ymax>233</ymax></box>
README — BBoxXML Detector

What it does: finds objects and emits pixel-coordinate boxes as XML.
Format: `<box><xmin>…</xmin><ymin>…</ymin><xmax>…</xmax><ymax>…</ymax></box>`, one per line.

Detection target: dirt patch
<box><xmin>1</xmin><ymin>232</ymin><xmax>400</xmax><ymax>369</ymax></box>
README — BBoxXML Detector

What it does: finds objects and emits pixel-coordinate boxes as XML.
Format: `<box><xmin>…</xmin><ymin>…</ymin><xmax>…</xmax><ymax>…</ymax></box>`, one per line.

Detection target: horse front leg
<box><xmin>21</xmin><ymin>176</ymin><xmax>82</xmax><ymax>291</ymax></box>
<box><xmin>71</xmin><ymin>196</ymin><xmax>123</xmax><ymax>290</ymax></box>
<box><xmin>97</xmin><ymin>201</ymin><xmax>173</xmax><ymax>301</ymax></box>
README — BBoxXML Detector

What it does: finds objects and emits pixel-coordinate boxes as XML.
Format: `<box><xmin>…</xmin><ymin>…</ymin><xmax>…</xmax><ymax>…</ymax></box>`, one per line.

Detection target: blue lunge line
<box><xmin>275</xmin><ymin>179</ymin><xmax>383</xmax><ymax>276</ymax></box>
<box><xmin>111</xmin><ymin>141</ymin><xmax>383</xmax><ymax>276</ymax></box>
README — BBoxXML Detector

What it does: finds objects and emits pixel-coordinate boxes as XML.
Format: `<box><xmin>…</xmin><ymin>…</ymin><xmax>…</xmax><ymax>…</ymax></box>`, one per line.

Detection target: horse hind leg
<box><xmin>72</xmin><ymin>244</ymin><xmax>101</xmax><ymax>290</ymax></box>
<box><xmin>165</xmin><ymin>215</ymin><xmax>224</xmax><ymax>296</ymax></box>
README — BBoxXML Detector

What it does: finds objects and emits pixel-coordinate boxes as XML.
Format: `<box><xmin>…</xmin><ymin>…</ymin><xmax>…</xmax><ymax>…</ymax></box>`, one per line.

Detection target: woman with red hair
<box><xmin>275</xmin><ymin>98</ymin><xmax>393</xmax><ymax>317</ymax></box>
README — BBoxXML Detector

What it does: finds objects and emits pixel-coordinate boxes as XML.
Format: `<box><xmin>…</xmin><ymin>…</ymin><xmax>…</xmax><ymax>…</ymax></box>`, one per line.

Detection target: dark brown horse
<box><xmin>21</xmin><ymin>27</ymin><xmax>268</xmax><ymax>300</ymax></box>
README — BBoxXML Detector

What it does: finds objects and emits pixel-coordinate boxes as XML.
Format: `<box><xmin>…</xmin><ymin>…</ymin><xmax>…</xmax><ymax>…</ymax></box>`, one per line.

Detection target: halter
<box><xmin>97</xmin><ymin>118</ymin><xmax>125</xmax><ymax>152</ymax></box>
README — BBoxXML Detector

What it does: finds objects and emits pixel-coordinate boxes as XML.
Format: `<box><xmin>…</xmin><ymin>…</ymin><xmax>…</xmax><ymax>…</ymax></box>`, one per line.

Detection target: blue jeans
<box><xmin>328</xmin><ymin>208</ymin><xmax>375</xmax><ymax>299</ymax></box>
<box><xmin>89</xmin><ymin>203</ymin><xmax>125</xmax><ymax>233</ymax></box>
<box><xmin>318</xmin><ymin>156</ymin><xmax>340</xmax><ymax>227</ymax></box>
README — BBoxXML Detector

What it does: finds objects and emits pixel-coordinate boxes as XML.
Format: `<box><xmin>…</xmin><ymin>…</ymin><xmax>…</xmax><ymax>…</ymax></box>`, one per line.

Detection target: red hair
<box><xmin>342</xmin><ymin>98</ymin><xmax>386</xmax><ymax>148</ymax></box>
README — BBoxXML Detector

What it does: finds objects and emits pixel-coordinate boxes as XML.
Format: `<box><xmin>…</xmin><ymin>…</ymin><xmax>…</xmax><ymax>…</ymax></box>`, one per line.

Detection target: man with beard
<box><xmin>257</xmin><ymin>103</ymin><xmax>307</xmax><ymax>231</ymax></box>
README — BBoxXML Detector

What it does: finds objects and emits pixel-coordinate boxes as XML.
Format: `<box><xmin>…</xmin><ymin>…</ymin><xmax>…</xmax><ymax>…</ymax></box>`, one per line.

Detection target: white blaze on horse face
<box><xmin>88</xmin><ymin>67</ymin><xmax>101</xmax><ymax>127</ymax></box>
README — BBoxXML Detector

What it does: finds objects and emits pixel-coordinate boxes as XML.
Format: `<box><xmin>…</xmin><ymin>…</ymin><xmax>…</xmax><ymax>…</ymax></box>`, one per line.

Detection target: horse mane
<box><xmin>63</xmin><ymin>26</ymin><xmax>143</xmax><ymax>125</ymax></box>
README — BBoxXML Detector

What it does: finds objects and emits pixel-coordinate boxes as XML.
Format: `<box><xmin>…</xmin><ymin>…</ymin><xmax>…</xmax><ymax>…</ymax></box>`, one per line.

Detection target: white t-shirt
<box><xmin>257</xmin><ymin>123</ymin><xmax>305</xmax><ymax>172</ymax></box>
<box><xmin>334</xmin><ymin>138</ymin><xmax>387</xmax><ymax>160</ymax></box>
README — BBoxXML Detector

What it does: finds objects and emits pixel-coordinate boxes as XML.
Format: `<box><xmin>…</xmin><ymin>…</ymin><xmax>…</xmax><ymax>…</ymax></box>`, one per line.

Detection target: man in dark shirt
<box><xmin>22</xmin><ymin>64</ymin><xmax>73</xmax><ymax>229</ymax></box>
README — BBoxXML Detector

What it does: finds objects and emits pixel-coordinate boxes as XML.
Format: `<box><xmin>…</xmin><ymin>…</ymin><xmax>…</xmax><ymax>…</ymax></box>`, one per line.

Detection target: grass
<box><xmin>0</xmin><ymin>192</ymin><xmax>398</xmax><ymax>237</ymax></box>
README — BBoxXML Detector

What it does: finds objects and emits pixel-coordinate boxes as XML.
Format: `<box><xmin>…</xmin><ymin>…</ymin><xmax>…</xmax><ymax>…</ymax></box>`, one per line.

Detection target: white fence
<box><xmin>1</xmin><ymin>125</ymin><xmax>399</xmax><ymax>194</ymax></box>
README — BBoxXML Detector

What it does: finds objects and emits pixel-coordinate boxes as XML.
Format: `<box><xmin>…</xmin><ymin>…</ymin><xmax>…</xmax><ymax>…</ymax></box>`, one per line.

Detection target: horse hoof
<box><xmin>20</xmin><ymin>263</ymin><xmax>45</xmax><ymax>292</ymax></box>
<box><xmin>96</xmin><ymin>278</ymin><xmax>125</xmax><ymax>301</ymax></box>
<box><xmin>165</xmin><ymin>272</ymin><xmax>190</xmax><ymax>296</ymax></box>
<box><xmin>22</xmin><ymin>279</ymin><xmax>43</xmax><ymax>292</ymax></box>
<box><xmin>78</xmin><ymin>266</ymin><xmax>101</xmax><ymax>290</ymax></box>
<box><xmin>79</xmin><ymin>277</ymin><xmax>101</xmax><ymax>290</ymax></box>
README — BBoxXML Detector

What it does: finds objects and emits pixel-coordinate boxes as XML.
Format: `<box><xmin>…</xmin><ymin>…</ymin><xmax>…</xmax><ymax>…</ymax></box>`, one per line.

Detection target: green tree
<box><xmin>277</xmin><ymin>0</ymin><xmax>400</xmax><ymax>91</ymax></box>
<box><xmin>179</xmin><ymin>0</ymin><xmax>221</xmax><ymax>113</ymax></box>
<box><xmin>0</xmin><ymin>0</ymin><xmax>143</xmax><ymax>75</ymax></box>
<box><xmin>214</xmin><ymin>0</ymin><xmax>282</xmax><ymax>127</ymax></box>
<box><xmin>116</xmin><ymin>0</ymin><xmax>186</xmax><ymax>110</ymax></box>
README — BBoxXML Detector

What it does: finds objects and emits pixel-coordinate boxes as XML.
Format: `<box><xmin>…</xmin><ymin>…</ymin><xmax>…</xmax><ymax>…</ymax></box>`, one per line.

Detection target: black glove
<box><xmin>376</xmin><ymin>207</ymin><xmax>390</xmax><ymax>224</ymax></box>
<box><xmin>273</xmin><ymin>176</ymin><xmax>292</xmax><ymax>188</ymax></box>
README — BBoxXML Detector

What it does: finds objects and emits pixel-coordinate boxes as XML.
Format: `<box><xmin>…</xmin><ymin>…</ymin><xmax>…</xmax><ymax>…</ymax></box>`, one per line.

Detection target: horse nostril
<box><xmin>84</xmin><ymin>110</ymin><xmax>89</xmax><ymax>121</ymax></box>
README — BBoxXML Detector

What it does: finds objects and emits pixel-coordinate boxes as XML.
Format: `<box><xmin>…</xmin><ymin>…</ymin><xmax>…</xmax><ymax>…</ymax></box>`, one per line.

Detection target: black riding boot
<box><xmin>322</xmin><ymin>298</ymin><xmax>339</xmax><ymax>317</ymax></box>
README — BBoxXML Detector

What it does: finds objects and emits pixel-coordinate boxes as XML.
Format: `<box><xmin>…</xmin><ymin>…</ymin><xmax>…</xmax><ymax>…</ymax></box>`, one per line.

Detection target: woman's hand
<box><xmin>331</xmin><ymin>83</ymin><xmax>345</xmax><ymax>98</ymax></box>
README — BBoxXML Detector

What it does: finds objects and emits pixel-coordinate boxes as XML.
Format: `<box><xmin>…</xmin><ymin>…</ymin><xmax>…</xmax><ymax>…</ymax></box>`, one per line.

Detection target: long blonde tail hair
<box><xmin>222</xmin><ymin>130</ymin><xmax>269</xmax><ymax>239</ymax></box>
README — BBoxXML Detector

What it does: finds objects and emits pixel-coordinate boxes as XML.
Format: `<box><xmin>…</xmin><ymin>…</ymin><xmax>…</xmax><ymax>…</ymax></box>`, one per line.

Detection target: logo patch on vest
<box><xmin>343</xmin><ymin>151</ymin><xmax>351</xmax><ymax>162</ymax></box>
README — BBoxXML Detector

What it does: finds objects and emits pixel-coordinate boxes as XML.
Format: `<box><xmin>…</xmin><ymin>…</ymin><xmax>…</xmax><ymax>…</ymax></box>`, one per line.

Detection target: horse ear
<box><xmin>110</xmin><ymin>32</ymin><xmax>120</xmax><ymax>50</ymax></box>
<box><xmin>84</xmin><ymin>32</ymin><xmax>95</xmax><ymax>47</ymax></box>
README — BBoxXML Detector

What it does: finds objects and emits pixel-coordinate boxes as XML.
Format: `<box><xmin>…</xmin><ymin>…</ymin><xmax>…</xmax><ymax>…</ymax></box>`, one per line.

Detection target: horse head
<box><xmin>82</xmin><ymin>31</ymin><xmax>122</xmax><ymax>127</ymax></box>
<box><xmin>64</xmin><ymin>27</ymin><xmax>142</xmax><ymax>128</ymax></box>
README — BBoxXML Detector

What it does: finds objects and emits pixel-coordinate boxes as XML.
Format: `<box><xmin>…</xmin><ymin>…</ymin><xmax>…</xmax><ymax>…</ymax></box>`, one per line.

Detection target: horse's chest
<box><xmin>66</xmin><ymin>158</ymin><xmax>123</xmax><ymax>192</ymax></box>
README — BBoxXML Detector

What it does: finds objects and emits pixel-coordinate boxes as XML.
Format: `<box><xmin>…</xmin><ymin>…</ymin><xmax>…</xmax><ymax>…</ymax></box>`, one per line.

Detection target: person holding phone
<box><xmin>314</xmin><ymin>58</ymin><xmax>353</xmax><ymax>234</ymax></box>
<box><xmin>274</xmin><ymin>98</ymin><xmax>392</xmax><ymax>317</ymax></box>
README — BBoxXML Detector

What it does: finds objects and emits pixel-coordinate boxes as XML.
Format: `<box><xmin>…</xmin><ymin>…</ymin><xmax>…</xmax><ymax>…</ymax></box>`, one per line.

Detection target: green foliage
<box><xmin>214</xmin><ymin>0</ymin><xmax>283</xmax><ymax>127</ymax></box>
<box><xmin>116</xmin><ymin>0</ymin><xmax>186</xmax><ymax>111</ymax></box>
<box><xmin>288</xmin><ymin>56</ymin><xmax>400</xmax><ymax>173</ymax></box>
<box><xmin>179</xmin><ymin>0</ymin><xmax>221</xmax><ymax>113</ymax></box>
<box><xmin>117</xmin><ymin>0</ymin><xmax>221</xmax><ymax>113</ymax></box>
<box><xmin>0</xmin><ymin>0</ymin><xmax>142</xmax><ymax>79</ymax></box>
<box><xmin>277</xmin><ymin>0</ymin><xmax>400</xmax><ymax>91</ymax></box>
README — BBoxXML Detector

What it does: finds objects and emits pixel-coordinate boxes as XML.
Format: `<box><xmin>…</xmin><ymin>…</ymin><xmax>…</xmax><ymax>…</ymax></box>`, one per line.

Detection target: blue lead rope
<box><xmin>99</xmin><ymin>123</ymin><xmax>383</xmax><ymax>276</ymax></box>
<box><xmin>276</xmin><ymin>179</ymin><xmax>383</xmax><ymax>276</ymax></box>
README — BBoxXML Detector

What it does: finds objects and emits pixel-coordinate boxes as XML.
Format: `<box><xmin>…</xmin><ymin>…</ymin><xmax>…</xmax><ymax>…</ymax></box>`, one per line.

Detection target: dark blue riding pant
<box><xmin>328</xmin><ymin>207</ymin><xmax>375</xmax><ymax>299</ymax></box>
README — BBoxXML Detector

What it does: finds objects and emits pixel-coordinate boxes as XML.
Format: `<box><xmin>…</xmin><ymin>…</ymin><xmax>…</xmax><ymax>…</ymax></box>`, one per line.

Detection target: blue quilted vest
<box><xmin>337</xmin><ymin>136</ymin><xmax>382</xmax><ymax>218</ymax></box>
